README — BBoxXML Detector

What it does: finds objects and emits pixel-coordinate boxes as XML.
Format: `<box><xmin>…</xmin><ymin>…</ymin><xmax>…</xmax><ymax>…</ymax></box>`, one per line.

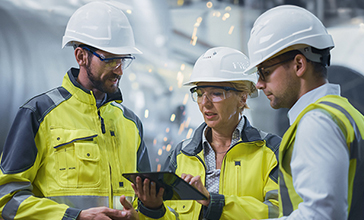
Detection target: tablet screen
<box><xmin>122</xmin><ymin>171</ymin><xmax>207</xmax><ymax>200</ymax></box>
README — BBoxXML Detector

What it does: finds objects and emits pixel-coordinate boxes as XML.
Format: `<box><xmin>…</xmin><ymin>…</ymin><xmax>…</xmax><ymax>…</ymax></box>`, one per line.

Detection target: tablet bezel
<box><xmin>122</xmin><ymin>171</ymin><xmax>207</xmax><ymax>200</ymax></box>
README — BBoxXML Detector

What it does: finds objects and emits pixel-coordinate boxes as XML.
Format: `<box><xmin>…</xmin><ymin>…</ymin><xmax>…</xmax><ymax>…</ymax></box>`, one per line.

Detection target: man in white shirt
<box><xmin>245</xmin><ymin>5</ymin><xmax>364</xmax><ymax>220</ymax></box>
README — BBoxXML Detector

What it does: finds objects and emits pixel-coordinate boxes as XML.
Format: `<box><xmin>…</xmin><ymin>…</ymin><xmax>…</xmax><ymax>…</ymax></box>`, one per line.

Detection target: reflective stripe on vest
<box><xmin>320</xmin><ymin>101</ymin><xmax>364</xmax><ymax>220</ymax></box>
<box><xmin>279</xmin><ymin>170</ymin><xmax>293</xmax><ymax>216</ymax></box>
<box><xmin>279</xmin><ymin>98</ymin><xmax>364</xmax><ymax>218</ymax></box>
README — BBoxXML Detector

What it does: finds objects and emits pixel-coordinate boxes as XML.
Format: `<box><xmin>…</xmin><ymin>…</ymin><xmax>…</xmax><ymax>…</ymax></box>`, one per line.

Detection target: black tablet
<box><xmin>122</xmin><ymin>171</ymin><xmax>207</xmax><ymax>200</ymax></box>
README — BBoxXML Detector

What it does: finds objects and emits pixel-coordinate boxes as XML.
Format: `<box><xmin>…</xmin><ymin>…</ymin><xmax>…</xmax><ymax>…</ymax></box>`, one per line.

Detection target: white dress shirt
<box><xmin>268</xmin><ymin>83</ymin><xmax>349</xmax><ymax>220</ymax></box>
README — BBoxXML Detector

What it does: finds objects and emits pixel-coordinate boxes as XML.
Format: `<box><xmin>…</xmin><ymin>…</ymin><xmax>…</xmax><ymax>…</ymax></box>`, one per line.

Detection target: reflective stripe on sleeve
<box><xmin>47</xmin><ymin>195</ymin><xmax>109</xmax><ymax>209</ymax></box>
<box><xmin>2</xmin><ymin>191</ymin><xmax>32</xmax><ymax>219</ymax></box>
<box><xmin>264</xmin><ymin>189</ymin><xmax>279</xmax><ymax>218</ymax></box>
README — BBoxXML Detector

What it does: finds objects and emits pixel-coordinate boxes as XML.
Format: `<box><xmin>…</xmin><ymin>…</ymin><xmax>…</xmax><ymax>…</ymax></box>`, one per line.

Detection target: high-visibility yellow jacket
<box><xmin>0</xmin><ymin>68</ymin><xmax>150</xmax><ymax>220</ymax></box>
<box><xmin>278</xmin><ymin>95</ymin><xmax>364</xmax><ymax>219</ymax></box>
<box><xmin>138</xmin><ymin>117</ymin><xmax>280</xmax><ymax>220</ymax></box>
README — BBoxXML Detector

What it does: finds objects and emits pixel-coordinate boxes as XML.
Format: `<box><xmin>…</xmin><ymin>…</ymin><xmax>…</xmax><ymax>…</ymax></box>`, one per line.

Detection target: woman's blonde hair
<box><xmin>230</xmin><ymin>81</ymin><xmax>257</xmax><ymax>112</ymax></box>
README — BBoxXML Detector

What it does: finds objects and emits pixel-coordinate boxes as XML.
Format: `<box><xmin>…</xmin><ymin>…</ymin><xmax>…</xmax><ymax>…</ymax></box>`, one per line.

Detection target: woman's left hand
<box><xmin>181</xmin><ymin>173</ymin><xmax>211</xmax><ymax>207</ymax></box>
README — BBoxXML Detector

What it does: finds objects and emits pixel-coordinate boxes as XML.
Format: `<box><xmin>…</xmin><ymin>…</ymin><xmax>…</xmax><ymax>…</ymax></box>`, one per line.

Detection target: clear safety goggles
<box><xmin>189</xmin><ymin>85</ymin><xmax>240</xmax><ymax>103</ymax></box>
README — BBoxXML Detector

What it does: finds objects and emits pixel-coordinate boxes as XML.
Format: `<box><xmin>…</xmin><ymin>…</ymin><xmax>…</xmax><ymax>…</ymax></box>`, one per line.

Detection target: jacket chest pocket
<box><xmin>52</xmin><ymin>128</ymin><xmax>100</xmax><ymax>188</ymax></box>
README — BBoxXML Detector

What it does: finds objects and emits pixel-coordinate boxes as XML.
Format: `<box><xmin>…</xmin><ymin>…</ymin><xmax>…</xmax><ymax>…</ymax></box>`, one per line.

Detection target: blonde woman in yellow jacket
<box><xmin>134</xmin><ymin>47</ymin><xmax>280</xmax><ymax>220</ymax></box>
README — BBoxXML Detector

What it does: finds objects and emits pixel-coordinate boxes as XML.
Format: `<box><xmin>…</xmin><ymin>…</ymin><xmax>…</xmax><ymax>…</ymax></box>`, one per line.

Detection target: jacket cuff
<box><xmin>62</xmin><ymin>207</ymin><xmax>81</xmax><ymax>220</ymax></box>
<box><xmin>203</xmin><ymin>193</ymin><xmax>225</xmax><ymax>220</ymax></box>
<box><xmin>138</xmin><ymin>199</ymin><xmax>166</xmax><ymax>219</ymax></box>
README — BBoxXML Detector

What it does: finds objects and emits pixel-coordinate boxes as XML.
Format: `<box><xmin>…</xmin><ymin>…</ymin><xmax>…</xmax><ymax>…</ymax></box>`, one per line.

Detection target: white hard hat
<box><xmin>62</xmin><ymin>1</ymin><xmax>142</xmax><ymax>55</ymax></box>
<box><xmin>245</xmin><ymin>5</ymin><xmax>334</xmax><ymax>74</ymax></box>
<box><xmin>184</xmin><ymin>47</ymin><xmax>258</xmax><ymax>98</ymax></box>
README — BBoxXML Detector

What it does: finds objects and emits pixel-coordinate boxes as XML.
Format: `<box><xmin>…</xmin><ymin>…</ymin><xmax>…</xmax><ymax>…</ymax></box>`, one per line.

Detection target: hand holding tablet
<box><xmin>122</xmin><ymin>171</ymin><xmax>208</xmax><ymax>201</ymax></box>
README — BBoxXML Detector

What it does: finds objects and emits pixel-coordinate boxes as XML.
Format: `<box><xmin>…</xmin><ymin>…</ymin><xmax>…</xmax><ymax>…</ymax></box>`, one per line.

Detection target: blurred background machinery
<box><xmin>1</xmin><ymin>0</ymin><xmax>363</xmax><ymax>170</ymax></box>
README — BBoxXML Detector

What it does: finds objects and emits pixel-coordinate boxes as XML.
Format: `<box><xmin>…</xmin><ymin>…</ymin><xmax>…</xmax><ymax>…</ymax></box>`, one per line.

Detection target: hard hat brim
<box><xmin>63</xmin><ymin>38</ymin><xmax>142</xmax><ymax>55</ymax></box>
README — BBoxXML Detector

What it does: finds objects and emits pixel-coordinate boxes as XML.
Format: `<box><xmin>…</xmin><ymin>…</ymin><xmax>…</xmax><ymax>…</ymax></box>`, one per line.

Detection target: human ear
<box><xmin>293</xmin><ymin>54</ymin><xmax>307</xmax><ymax>78</ymax></box>
<box><xmin>74</xmin><ymin>47</ymin><xmax>88</xmax><ymax>66</ymax></box>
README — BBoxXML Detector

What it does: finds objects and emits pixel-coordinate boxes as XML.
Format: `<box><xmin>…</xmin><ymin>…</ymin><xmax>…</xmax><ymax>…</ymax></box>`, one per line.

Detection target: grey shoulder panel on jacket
<box><xmin>162</xmin><ymin>123</ymin><xmax>206</xmax><ymax>172</ymax></box>
<box><xmin>111</xmin><ymin>102</ymin><xmax>143</xmax><ymax>134</ymax></box>
<box><xmin>161</xmin><ymin>138</ymin><xmax>192</xmax><ymax>172</ymax></box>
<box><xmin>244</xmin><ymin>125</ymin><xmax>281</xmax><ymax>158</ymax></box>
<box><xmin>21</xmin><ymin>87</ymin><xmax>71</xmax><ymax>124</ymax></box>
<box><xmin>242</xmin><ymin>117</ymin><xmax>281</xmax><ymax>153</ymax></box>
<box><xmin>259</xmin><ymin>130</ymin><xmax>281</xmax><ymax>154</ymax></box>
<box><xmin>1</xmin><ymin>87</ymin><xmax>71</xmax><ymax>174</ymax></box>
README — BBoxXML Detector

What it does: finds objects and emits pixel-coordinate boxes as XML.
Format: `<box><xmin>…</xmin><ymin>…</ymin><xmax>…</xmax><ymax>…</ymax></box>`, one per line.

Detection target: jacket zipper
<box><xmin>192</xmin><ymin>154</ymin><xmax>207</xmax><ymax>220</ymax></box>
<box><xmin>220</xmin><ymin>142</ymin><xmax>239</xmax><ymax>194</ymax></box>
<box><xmin>98</xmin><ymin>110</ymin><xmax>106</xmax><ymax>134</ymax></box>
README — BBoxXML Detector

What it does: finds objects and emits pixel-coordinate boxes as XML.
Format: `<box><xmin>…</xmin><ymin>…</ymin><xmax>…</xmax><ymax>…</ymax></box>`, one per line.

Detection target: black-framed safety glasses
<box><xmin>257</xmin><ymin>57</ymin><xmax>294</xmax><ymax>81</ymax></box>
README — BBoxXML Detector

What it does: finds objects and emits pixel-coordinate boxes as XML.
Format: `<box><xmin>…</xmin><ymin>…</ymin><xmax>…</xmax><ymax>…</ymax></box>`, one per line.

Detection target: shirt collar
<box><xmin>288</xmin><ymin>83</ymin><xmax>341</xmax><ymax>125</ymax></box>
<box><xmin>202</xmin><ymin>115</ymin><xmax>245</xmax><ymax>148</ymax></box>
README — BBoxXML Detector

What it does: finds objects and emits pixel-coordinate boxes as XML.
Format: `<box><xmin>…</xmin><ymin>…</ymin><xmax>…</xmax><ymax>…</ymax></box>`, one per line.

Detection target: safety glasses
<box><xmin>257</xmin><ymin>57</ymin><xmax>294</xmax><ymax>81</ymax></box>
<box><xmin>189</xmin><ymin>85</ymin><xmax>240</xmax><ymax>103</ymax></box>
<box><xmin>81</xmin><ymin>46</ymin><xmax>135</xmax><ymax>70</ymax></box>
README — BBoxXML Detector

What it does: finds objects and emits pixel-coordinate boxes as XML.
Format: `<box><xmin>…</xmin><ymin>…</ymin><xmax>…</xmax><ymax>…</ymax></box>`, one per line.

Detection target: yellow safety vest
<box><xmin>278</xmin><ymin>95</ymin><xmax>364</xmax><ymax>219</ymax></box>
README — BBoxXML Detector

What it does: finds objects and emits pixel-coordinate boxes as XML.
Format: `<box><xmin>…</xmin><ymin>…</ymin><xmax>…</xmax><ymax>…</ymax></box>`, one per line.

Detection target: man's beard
<box><xmin>86</xmin><ymin>64</ymin><xmax>120</xmax><ymax>94</ymax></box>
